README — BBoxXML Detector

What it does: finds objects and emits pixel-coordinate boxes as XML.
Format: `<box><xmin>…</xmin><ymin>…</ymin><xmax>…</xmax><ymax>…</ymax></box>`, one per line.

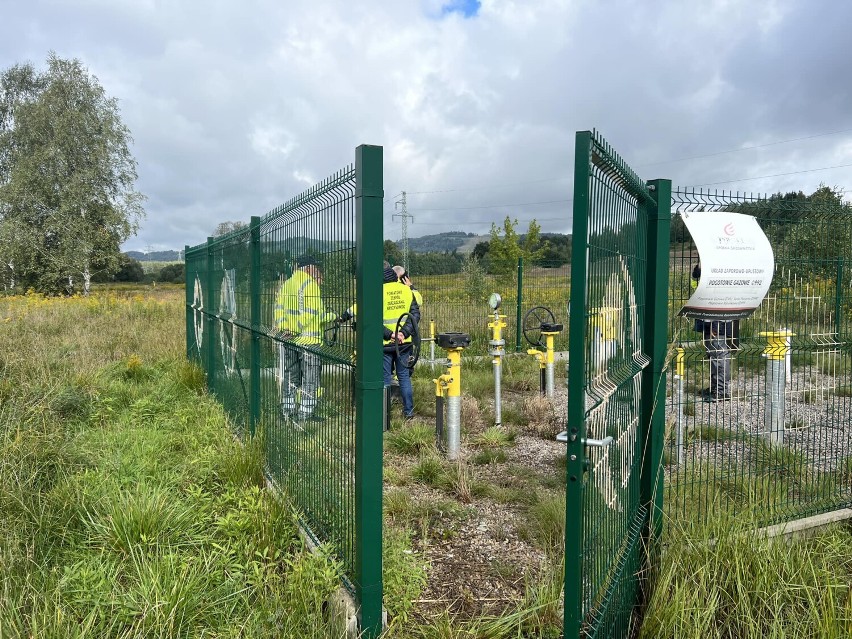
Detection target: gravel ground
<box><xmin>666</xmin><ymin>368</ymin><xmax>852</xmax><ymax>471</ymax></box>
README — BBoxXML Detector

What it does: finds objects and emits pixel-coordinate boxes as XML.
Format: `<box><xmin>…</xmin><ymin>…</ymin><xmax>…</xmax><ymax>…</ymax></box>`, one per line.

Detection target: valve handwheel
<box><xmin>522</xmin><ymin>306</ymin><xmax>556</xmax><ymax>350</ymax></box>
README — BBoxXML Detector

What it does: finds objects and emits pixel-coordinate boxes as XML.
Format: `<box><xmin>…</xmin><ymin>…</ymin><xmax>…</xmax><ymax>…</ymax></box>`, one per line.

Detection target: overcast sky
<box><xmin>2</xmin><ymin>0</ymin><xmax>851</xmax><ymax>252</ymax></box>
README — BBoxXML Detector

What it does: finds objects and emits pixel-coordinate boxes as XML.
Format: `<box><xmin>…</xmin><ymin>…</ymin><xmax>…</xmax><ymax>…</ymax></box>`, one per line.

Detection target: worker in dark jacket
<box><xmin>692</xmin><ymin>262</ymin><xmax>733</xmax><ymax>401</ymax></box>
<box><xmin>382</xmin><ymin>267</ymin><xmax>420</xmax><ymax>419</ymax></box>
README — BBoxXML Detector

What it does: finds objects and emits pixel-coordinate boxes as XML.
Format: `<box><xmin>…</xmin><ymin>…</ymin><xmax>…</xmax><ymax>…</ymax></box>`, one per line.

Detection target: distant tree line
<box><xmin>383</xmin><ymin>240</ymin><xmax>464</xmax><ymax>275</ymax></box>
<box><xmin>91</xmin><ymin>255</ymin><xmax>184</xmax><ymax>284</ymax></box>
<box><xmin>383</xmin><ymin>221</ymin><xmax>571</xmax><ymax>276</ymax></box>
<box><xmin>671</xmin><ymin>185</ymin><xmax>852</xmax><ymax>279</ymax></box>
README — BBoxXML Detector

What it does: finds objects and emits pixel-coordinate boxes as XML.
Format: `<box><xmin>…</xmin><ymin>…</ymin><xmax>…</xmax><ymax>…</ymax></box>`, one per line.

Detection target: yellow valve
<box><xmin>542</xmin><ymin>332</ymin><xmax>557</xmax><ymax>364</ymax></box>
<box><xmin>445</xmin><ymin>348</ymin><xmax>463</xmax><ymax>397</ymax></box>
<box><xmin>489</xmin><ymin>313</ymin><xmax>507</xmax><ymax>366</ymax></box>
<box><xmin>433</xmin><ymin>373</ymin><xmax>452</xmax><ymax>397</ymax></box>
<box><xmin>430</xmin><ymin>320</ymin><xmax>436</xmax><ymax>341</ymax></box>
<box><xmin>488</xmin><ymin>314</ymin><xmax>507</xmax><ymax>341</ymax></box>
<box><xmin>759</xmin><ymin>330</ymin><xmax>794</xmax><ymax>361</ymax></box>
<box><xmin>527</xmin><ymin>348</ymin><xmax>546</xmax><ymax>368</ymax></box>
<box><xmin>433</xmin><ymin>348</ymin><xmax>463</xmax><ymax>397</ymax></box>
<box><xmin>675</xmin><ymin>347</ymin><xmax>684</xmax><ymax>377</ymax></box>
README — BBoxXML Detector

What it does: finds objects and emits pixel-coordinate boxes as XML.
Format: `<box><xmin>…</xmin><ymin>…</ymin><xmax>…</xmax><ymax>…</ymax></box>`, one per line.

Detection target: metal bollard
<box><xmin>760</xmin><ymin>330</ymin><xmax>794</xmax><ymax>445</ymax></box>
<box><xmin>433</xmin><ymin>332</ymin><xmax>470</xmax><ymax>460</ymax></box>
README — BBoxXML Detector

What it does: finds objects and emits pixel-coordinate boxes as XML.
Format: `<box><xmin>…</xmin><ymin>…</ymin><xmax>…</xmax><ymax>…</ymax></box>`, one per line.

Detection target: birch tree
<box><xmin>0</xmin><ymin>53</ymin><xmax>145</xmax><ymax>294</ymax></box>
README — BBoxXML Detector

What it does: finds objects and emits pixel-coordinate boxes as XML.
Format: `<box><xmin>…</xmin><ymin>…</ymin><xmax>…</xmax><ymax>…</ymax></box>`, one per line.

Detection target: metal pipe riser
<box><xmin>545</xmin><ymin>362</ymin><xmax>555</xmax><ymax>399</ymax></box>
<box><xmin>446</xmin><ymin>395</ymin><xmax>461</xmax><ymax>461</ymax></box>
<box><xmin>675</xmin><ymin>375</ymin><xmax>684</xmax><ymax>465</ymax></box>
<box><xmin>766</xmin><ymin>358</ymin><xmax>785</xmax><ymax>445</ymax></box>
<box><xmin>493</xmin><ymin>358</ymin><xmax>502</xmax><ymax>426</ymax></box>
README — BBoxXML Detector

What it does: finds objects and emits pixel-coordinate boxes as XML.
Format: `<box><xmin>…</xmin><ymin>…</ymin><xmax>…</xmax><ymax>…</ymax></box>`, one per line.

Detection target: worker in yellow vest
<box><xmin>383</xmin><ymin>267</ymin><xmax>420</xmax><ymax>419</ymax></box>
<box><xmin>392</xmin><ymin>265</ymin><xmax>423</xmax><ymax>376</ymax></box>
<box><xmin>274</xmin><ymin>255</ymin><xmax>336</xmax><ymax>421</ymax></box>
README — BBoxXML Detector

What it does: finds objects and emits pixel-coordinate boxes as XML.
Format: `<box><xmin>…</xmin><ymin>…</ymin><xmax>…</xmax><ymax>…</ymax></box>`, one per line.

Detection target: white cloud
<box><xmin>0</xmin><ymin>0</ymin><xmax>849</xmax><ymax>251</ymax></box>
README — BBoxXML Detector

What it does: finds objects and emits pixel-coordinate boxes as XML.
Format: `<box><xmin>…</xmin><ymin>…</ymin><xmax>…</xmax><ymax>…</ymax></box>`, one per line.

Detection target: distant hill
<box><xmin>126</xmin><ymin>250</ymin><xmax>181</xmax><ymax>262</ymax></box>
<box><xmin>400</xmin><ymin>231</ymin><xmax>571</xmax><ymax>255</ymax></box>
<box><xmin>401</xmin><ymin>232</ymin><xmax>476</xmax><ymax>254</ymax></box>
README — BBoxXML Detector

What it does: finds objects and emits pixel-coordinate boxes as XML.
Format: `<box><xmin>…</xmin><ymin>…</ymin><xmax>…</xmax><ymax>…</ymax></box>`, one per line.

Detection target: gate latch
<box><xmin>583</xmin><ymin>436</ymin><xmax>613</xmax><ymax>448</ymax></box>
<box><xmin>581</xmin><ymin>436</ymin><xmax>613</xmax><ymax>473</ymax></box>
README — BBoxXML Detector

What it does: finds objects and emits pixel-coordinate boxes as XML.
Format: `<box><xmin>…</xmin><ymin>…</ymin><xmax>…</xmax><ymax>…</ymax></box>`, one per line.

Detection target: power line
<box><xmin>405</xmin><ymin>216</ymin><xmax>569</xmax><ymax>227</ymax></box>
<box><xmin>400</xmin><ymin>198</ymin><xmax>572</xmax><ymax>213</ymax></box>
<box><xmin>637</xmin><ymin>127</ymin><xmax>852</xmax><ymax>168</ymax></box>
<box><xmin>404</xmin><ymin>177</ymin><xmax>570</xmax><ymax>195</ymax></box>
<box><xmin>389</xmin><ymin>156</ymin><xmax>851</xmax><ymax>217</ymax></box>
<box><xmin>686</xmin><ymin>161</ymin><xmax>852</xmax><ymax>188</ymax></box>
<box><xmin>391</xmin><ymin>126</ymin><xmax>852</xmax><ymax>198</ymax></box>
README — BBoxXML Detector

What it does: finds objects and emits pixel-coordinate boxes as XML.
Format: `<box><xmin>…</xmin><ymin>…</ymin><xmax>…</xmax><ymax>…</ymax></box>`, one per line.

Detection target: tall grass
<box><xmin>0</xmin><ymin>289</ymin><xmax>344</xmax><ymax>638</ymax></box>
<box><xmin>643</xmin><ymin>515</ymin><xmax>852</xmax><ymax>638</ymax></box>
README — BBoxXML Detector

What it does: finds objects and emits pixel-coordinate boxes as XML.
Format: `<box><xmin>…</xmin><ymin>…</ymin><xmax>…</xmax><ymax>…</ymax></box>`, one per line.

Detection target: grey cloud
<box><xmin>1</xmin><ymin>0</ymin><xmax>850</xmax><ymax>251</ymax></box>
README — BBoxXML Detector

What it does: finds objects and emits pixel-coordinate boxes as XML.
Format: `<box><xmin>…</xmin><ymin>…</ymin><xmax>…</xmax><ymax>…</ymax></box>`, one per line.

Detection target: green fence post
<box><xmin>206</xmin><ymin>237</ymin><xmax>215</xmax><ymax>391</ymax></box>
<box><xmin>185</xmin><ymin>244</ymin><xmax>192</xmax><ymax>361</ymax></box>
<box><xmin>249</xmin><ymin>217</ymin><xmax>261</xmax><ymax>437</ymax></box>
<box><xmin>640</xmin><ymin>178</ymin><xmax>671</xmax><ymax>560</ymax></box>
<box><xmin>515</xmin><ymin>257</ymin><xmax>524</xmax><ymax>352</ymax></box>
<box><xmin>355</xmin><ymin>144</ymin><xmax>384</xmax><ymax>638</ymax></box>
<box><xmin>564</xmin><ymin>131</ymin><xmax>592</xmax><ymax>638</ymax></box>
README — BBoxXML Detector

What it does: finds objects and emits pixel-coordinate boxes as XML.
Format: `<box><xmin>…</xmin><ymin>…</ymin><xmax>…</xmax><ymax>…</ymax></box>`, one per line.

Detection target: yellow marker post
<box><xmin>590</xmin><ymin>306</ymin><xmax>619</xmax><ymax>375</ymax></box>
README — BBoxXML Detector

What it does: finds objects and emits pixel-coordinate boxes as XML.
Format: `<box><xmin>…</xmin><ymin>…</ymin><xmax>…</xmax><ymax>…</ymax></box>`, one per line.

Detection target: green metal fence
<box><xmin>565</xmin><ymin>130</ymin><xmax>670</xmax><ymax>638</ymax></box>
<box><xmin>185</xmin><ymin>145</ymin><xmax>385</xmax><ymax>637</ymax></box>
<box><xmin>665</xmin><ymin>189</ymin><xmax>852</xmax><ymax>531</ymax></box>
<box><xmin>415</xmin><ymin>258</ymin><xmax>570</xmax><ymax>357</ymax></box>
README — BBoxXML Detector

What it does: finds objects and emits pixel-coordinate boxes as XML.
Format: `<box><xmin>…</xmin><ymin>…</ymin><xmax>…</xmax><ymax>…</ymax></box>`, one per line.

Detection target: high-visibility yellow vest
<box><xmin>274</xmin><ymin>270</ymin><xmax>333</xmax><ymax>345</ymax></box>
<box><xmin>412</xmin><ymin>288</ymin><xmax>423</xmax><ymax>307</ymax></box>
<box><xmin>383</xmin><ymin>281</ymin><xmax>414</xmax><ymax>345</ymax></box>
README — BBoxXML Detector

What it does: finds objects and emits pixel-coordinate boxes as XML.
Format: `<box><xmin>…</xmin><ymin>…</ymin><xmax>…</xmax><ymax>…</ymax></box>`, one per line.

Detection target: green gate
<box><xmin>565</xmin><ymin>131</ymin><xmax>671</xmax><ymax>637</ymax></box>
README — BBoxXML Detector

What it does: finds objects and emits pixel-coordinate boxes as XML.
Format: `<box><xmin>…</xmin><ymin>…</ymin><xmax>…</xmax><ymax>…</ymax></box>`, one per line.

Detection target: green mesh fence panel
<box><xmin>185</xmin><ymin>146</ymin><xmax>385</xmax><ymax>638</ymax></box>
<box><xmin>665</xmin><ymin>189</ymin><xmax>852</xmax><ymax>532</ymax></box>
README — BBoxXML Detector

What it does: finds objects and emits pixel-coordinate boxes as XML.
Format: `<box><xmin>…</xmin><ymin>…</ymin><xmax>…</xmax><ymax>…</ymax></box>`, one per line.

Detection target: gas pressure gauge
<box><xmin>488</xmin><ymin>292</ymin><xmax>502</xmax><ymax>311</ymax></box>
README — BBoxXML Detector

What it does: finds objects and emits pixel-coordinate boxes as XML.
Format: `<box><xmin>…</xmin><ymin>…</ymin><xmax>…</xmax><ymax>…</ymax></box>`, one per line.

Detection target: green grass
<box><xmin>471</xmin><ymin>448</ymin><xmax>508</xmax><ymax>465</ymax></box>
<box><xmin>642</xmin><ymin>516</ymin><xmax>852</xmax><ymax>639</ymax></box>
<box><xmin>692</xmin><ymin>423</ymin><xmax>743</xmax><ymax>443</ymax></box>
<box><xmin>471</xmin><ymin>425</ymin><xmax>516</xmax><ymax>448</ymax></box>
<box><xmin>835</xmin><ymin>384</ymin><xmax>852</xmax><ymax>397</ymax></box>
<box><xmin>386</xmin><ymin>422</ymin><xmax>437</xmax><ymax>455</ymax></box>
